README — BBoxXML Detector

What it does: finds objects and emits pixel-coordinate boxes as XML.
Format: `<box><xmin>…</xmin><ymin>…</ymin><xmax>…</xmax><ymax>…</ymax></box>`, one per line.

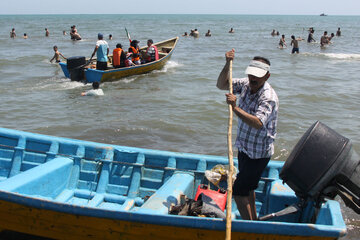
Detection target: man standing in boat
<box><xmin>217</xmin><ymin>49</ymin><xmax>279</xmax><ymax>220</ymax></box>
<box><xmin>90</xmin><ymin>33</ymin><xmax>109</xmax><ymax>70</ymax></box>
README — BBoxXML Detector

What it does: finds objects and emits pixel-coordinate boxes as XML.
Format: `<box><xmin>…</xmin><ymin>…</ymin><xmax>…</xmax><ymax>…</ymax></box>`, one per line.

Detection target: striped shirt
<box><xmin>233</xmin><ymin>77</ymin><xmax>279</xmax><ymax>159</ymax></box>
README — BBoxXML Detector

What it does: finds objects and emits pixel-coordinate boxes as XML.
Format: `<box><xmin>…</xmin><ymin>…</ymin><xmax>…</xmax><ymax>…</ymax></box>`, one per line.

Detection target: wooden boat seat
<box><xmin>161</xmin><ymin>47</ymin><xmax>172</xmax><ymax>53</ymax></box>
<box><xmin>0</xmin><ymin>157</ymin><xmax>73</xmax><ymax>198</ymax></box>
<box><xmin>136</xmin><ymin>171</ymin><xmax>195</xmax><ymax>214</ymax></box>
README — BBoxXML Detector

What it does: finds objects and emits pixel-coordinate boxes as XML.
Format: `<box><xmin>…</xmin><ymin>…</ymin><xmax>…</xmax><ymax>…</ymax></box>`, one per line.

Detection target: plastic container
<box><xmin>194</xmin><ymin>184</ymin><xmax>227</xmax><ymax>211</ymax></box>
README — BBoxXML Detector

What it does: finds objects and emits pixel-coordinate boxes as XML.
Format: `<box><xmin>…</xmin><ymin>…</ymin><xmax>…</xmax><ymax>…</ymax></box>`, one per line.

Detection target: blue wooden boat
<box><xmin>59</xmin><ymin>37</ymin><xmax>178</xmax><ymax>83</ymax></box>
<box><xmin>0</xmin><ymin>127</ymin><xmax>348</xmax><ymax>239</ymax></box>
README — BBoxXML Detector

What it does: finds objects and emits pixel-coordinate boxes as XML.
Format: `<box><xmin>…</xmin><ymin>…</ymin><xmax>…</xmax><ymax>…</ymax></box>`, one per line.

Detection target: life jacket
<box><xmin>112</xmin><ymin>48</ymin><xmax>123</xmax><ymax>67</ymax></box>
<box><xmin>129</xmin><ymin>46</ymin><xmax>140</xmax><ymax>62</ymax></box>
<box><xmin>146</xmin><ymin>45</ymin><xmax>159</xmax><ymax>62</ymax></box>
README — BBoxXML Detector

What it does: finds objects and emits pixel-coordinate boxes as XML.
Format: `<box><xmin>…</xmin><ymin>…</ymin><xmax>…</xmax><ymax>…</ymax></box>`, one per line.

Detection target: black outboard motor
<box><xmin>67</xmin><ymin>56</ymin><xmax>86</xmax><ymax>81</ymax></box>
<box><xmin>260</xmin><ymin>121</ymin><xmax>360</xmax><ymax>221</ymax></box>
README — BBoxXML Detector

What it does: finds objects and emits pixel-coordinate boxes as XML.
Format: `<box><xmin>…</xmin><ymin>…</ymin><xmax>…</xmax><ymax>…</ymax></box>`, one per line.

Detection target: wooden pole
<box><xmin>225</xmin><ymin>60</ymin><xmax>234</xmax><ymax>240</ymax></box>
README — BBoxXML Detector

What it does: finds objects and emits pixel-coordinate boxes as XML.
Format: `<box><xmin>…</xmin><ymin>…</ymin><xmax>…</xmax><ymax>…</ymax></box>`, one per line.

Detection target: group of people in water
<box><xmin>10</xmin><ymin>26</ymin><xmax>81</xmax><ymax>40</ymax></box>
<box><xmin>182</xmin><ymin>27</ymin><xmax>235</xmax><ymax>38</ymax></box>
<box><xmin>277</xmin><ymin>27</ymin><xmax>342</xmax><ymax>53</ymax></box>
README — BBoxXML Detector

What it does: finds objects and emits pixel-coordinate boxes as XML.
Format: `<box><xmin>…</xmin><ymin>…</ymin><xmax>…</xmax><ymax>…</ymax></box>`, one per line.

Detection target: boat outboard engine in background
<box><xmin>67</xmin><ymin>56</ymin><xmax>86</xmax><ymax>81</ymax></box>
<box><xmin>260</xmin><ymin>121</ymin><xmax>360</xmax><ymax>221</ymax></box>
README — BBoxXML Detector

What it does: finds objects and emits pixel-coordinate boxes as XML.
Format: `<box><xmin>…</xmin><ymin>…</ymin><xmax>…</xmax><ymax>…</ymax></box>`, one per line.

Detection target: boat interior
<box><xmin>93</xmin><ymin>40</ymin><xmax>175</xmax><ymax>71</ymax></box>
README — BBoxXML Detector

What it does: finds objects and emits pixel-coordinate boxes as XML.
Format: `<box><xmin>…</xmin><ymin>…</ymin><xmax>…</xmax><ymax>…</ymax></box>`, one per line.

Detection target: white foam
<box><xmin>321</xmin><ymin>53</ymin><xmax>360</xmax><ymax>60</ymax></box>
<box><xmin>154</xmin><ymin>61</ymin><xmax>182</xmax><ymax>73</ymax></box>
<box><xmin>120</xmin><ymin>77</ymin><xmax>137</xmax><ymax>83</ymax></box>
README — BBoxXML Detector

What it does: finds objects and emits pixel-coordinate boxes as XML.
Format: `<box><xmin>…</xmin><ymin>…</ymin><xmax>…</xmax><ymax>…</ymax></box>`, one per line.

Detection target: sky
<box><xmin>0</xmin><ymin>0</ymin><xmax>359</xmax><ymax>15</ymax></box>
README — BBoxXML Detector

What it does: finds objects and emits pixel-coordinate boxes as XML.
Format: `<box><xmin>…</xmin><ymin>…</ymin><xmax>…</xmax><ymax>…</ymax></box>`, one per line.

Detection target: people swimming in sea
<box><xmin>229</xmin><ymin>28</ymin><xmax>234</xmax><ymax>33</ymax></box>
<box><xmin>182</xmin><ymin>32</ymin><xmax>188</xmax><ymax>37</ymax></box>
<box><xmin>50</xmin><ymin>46</ymin><xmax>66</xmax><ymax>63</ymax></box>
<box><xmin>278</xmin><ymin>35</ymin><xmax>287</xmax><ymax>48</ymax></box>
<box><xmin>271</xmin><ymin>29</ymin><xmax>277</xmax><ymax>36</ymax></box>
<box><xmin>328</xmin><ymin>33</ymin><xmax>335</xmax><ymax>43</ymax></box>
<box><xmin>291</xmin><ymin>35</ymin><xmax>299</xmax><ymax>54</ymax></box>
<box><xmin>307</xmin><ymin>29</ymin><xmax>316</xmax><ymax>43</ymax></box>
<box><xmin>336</xmin><ymin>27</ymin><xmax>341</xmax><ymax>37</ymax></box>
<box><xmin>70</xmin><ymin>25</ymin><xmax>81</xmax><ymax>40</ymax></box>
<box><xmin>23</xmin><ymin>33</ymin><xmax>28</xmax><ymax>39</ymax></box>
<box><xmin>45</xmin><ymin>28</ymin><xmax>49</xmax><ymax>37</ymax></box>
<box><xmin>192</xmin><ymin>29</ymin><xmax>200</xmax><ymax>38</ymax></box>
<box><xmin>205</xmin><ymin>30</ymin><xmax>212</xmax><ymax>37</ymax></box>
<box><xmin>109</xmin><ymin>34</ymin><xmax>113</xmax><ymax>40</ymax></box>
<box><xmin>320</xmin><ymin>31</ymin><xmax>330</xmax><ymax>47</ymax></box>
<box><xmin>10</xmin><ymin>28</ymin><xmax>16</xmax><ymax>38</ymax></box>
<box><xmin>63</xmin><ymin>30</ymin><xmax>67</xmax><ymax>35</ymax></box>
<box><xmin>81</xmin><ymin>82</ymin><xmax>104</xmax><ymax>96</ymax></box>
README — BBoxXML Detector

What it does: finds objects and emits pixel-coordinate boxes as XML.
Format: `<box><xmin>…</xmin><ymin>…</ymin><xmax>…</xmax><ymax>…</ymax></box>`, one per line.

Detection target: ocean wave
<box><xmin>302</xmin><ymin>52</ymin><xmax>360</xmax><ymax>60</ymax></box>
<box><xmin>321</xmin><ymin>53</ymin><xmax>360</xmax><ymax>60</ymax></box>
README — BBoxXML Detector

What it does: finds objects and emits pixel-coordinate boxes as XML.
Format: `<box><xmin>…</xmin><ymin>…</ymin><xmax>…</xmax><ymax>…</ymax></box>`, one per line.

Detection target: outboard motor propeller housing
<box><xmin>280</xmin><ymin>121</ymin><xmax>360</xmax><ymax>214</ymax></box>
<box><xmin>67</xmin><ymin>56</ymin><xmax>86</xmax><ymax>81</ymax></box>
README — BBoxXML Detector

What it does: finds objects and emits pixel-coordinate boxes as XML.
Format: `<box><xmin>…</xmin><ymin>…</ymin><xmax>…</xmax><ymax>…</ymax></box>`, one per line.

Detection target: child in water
<box><xmin>50</xmin><ymin>46</ymin><xmax>66</xmax><ymax>63</ymax></box>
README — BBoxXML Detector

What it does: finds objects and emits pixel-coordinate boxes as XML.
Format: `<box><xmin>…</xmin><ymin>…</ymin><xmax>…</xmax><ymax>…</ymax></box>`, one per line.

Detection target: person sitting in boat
<box><xmin>90</xmin><ymin>33</ymin><xmax>109</xmax><ymax>70</ymax></box>
<box><xmin>112</xmin><ymin>43</ymin><xmax>126</xmax><ymax>68</ymax></box>
<box><xmin>50</xmin><ymin>45</ymin><xmax>66</xmax><ymax>63</ymax></box>
<box><xmin>128</xmin><ymin>40</ymin><xmax>141</xmax><ymax>65</ymax></box>
<box><xmin>81</xmin><ymin>82</ymin><xmax>104</xmax><ymax>96</ymax></box>
<box><xmin>144</xmin><ymin>39</ymin><xmax>159</xmax><ymax>63</ymax></box>
<box><xmin>125</xmin><ymin>53</ymin><xmax>135</xmax><ymax>67</ymax></box>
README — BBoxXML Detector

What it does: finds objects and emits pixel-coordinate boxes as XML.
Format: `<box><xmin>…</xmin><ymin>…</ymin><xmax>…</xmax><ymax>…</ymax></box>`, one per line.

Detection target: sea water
<box><xmin>0</xmin><ymin>14</ymin><xmax>359</xmax><ymax>238</ymax></box>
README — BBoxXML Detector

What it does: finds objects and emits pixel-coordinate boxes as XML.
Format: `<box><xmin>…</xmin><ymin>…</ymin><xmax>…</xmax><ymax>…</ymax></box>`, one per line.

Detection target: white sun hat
<box><xmin>245</xmin><ymin>60</ymin><xmax>270</xmax><ymax>78</ymax></box>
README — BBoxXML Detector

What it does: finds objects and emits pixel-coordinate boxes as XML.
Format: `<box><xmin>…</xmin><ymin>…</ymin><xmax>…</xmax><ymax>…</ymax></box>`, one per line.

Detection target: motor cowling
<box><xmin>280</xmin><ymin>121</ymin><xmax>360</xmax><ymax>214</ymax></box>
<box><xmin>67</xmin><ymin>56</ymin><xmax>86</xmax><ymax>81</ymax></box>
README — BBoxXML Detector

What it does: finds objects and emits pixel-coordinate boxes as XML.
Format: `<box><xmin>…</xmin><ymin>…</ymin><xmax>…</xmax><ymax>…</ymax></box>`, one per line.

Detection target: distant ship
<box><xmin>320</xmin><ymin>13</ymin><xmax>327</xmax><ymax>16</ymax></box>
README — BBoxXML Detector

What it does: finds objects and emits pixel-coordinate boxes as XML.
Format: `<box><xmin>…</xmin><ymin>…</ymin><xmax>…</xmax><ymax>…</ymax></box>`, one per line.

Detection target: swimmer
<box><xmin>50</xmin><ymin>46</ymin><xmax>66</xmax><ymax>63</ymax></box>
<box><xmin>279</xmin><ymin>35</ymin><xmax>287</xmax><ymax>48</ymax></box>
<box><xmin>10</xmin><ymin>28</ymin><xmax>16</xmax><ymax>38</ymax></box>
<box><xmin>81</xmin><ymin>82</ymin><xmax>104</xmax><ymax>96</ymax></box>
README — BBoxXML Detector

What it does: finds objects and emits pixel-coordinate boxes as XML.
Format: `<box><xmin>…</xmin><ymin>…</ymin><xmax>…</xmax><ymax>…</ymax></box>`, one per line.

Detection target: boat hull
<box><xmin>0</xmin><ymin>127</ymin><xmax>347</xmax><ymax>240</ymax></box>
<box><xmin>0</xmin><ymin>199</ymin><xmax>340</xmax><ymax>240</ymax></box>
